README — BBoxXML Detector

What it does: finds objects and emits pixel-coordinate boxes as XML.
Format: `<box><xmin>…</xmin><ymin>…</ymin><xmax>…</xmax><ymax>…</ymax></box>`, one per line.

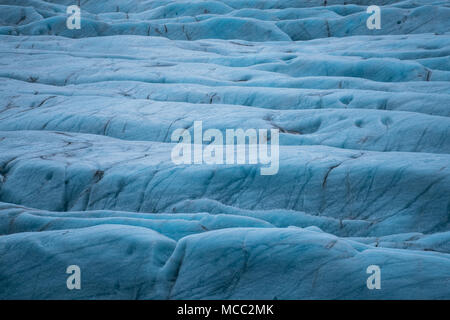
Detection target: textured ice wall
<box><xmin>1</xmin><ymin>0</ymin><xmax>450</xmax><ymax>40</ymax></box>
<box><xmin>0</xmin><ymin>0</ymin><xmax>449</xmax><ymax>299</ymax></box>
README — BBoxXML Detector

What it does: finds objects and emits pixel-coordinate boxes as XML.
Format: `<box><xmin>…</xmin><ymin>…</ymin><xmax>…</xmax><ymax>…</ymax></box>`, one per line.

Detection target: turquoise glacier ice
<box><xmin>0</xmin><ymin>0</ymin><xmax>449</xmax><ymax>299</ymax></box>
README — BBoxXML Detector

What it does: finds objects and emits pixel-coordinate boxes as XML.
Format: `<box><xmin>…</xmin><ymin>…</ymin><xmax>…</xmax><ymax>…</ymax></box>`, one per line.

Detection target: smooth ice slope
<box><xmin>0</xmin><ymin>0</ymin><xmax>449</xmax><ymax>299</ymax></box>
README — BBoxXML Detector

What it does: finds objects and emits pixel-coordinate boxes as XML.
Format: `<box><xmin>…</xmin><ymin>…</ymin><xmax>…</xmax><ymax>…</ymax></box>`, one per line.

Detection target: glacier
<box><xmin>0</xmin><ymin>0</ymin><xmax>449</xmax><ymax>299</ymax></box>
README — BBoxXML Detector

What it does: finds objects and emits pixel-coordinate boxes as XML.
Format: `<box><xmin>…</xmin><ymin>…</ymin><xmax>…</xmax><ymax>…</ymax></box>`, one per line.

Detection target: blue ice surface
<box><xmin>0</xmin><ymin>0</ymin><xmax>449</xmax><ymax>299</ymax></box>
